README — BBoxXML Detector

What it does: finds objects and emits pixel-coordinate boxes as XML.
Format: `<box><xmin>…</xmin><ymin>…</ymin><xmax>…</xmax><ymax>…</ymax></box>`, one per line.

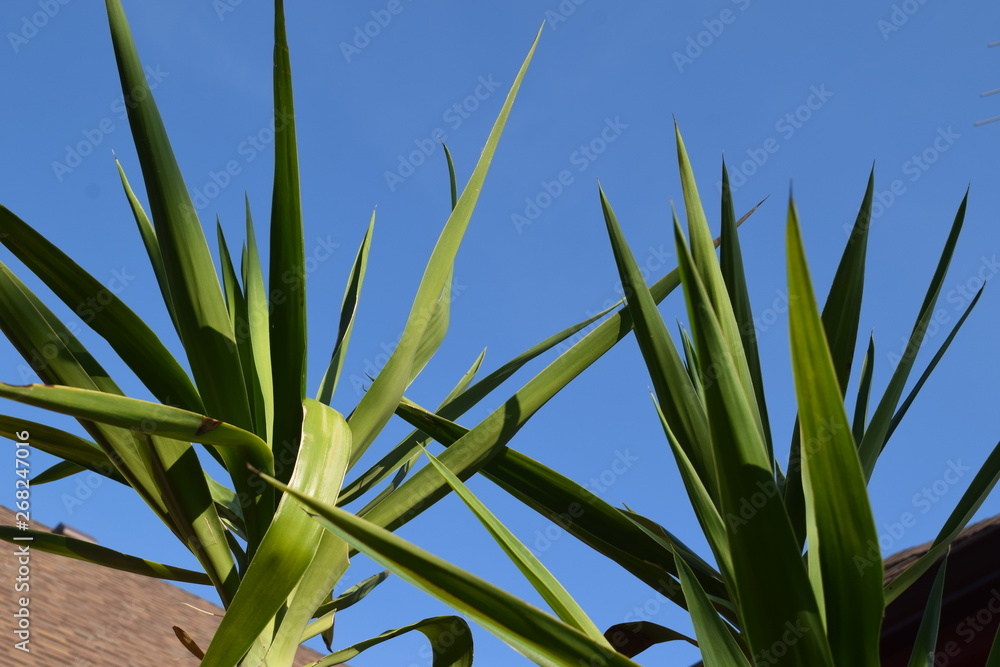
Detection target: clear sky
<box><xmin>3</xmin><ymin>1</ymin><xmax>1000</xmax><ymax>665</ymax></box>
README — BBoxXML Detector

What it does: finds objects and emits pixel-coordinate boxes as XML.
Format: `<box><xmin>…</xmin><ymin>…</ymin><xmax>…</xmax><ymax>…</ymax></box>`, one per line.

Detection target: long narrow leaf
<box><xmin>906</xmin><ymin>552</ymin><xmax>949</xmax><ymax>667</ymax></box>
<box><xmin>857</xmin><ymin>192</ymin><xmax>968</xmax><ymax>480</ymax></box>
<box><xmin>305</xmin><ymin>616</ymin><xmax>473</xmax><ymax>667</ymax></box>
<box><xmin>719</xmin><ymin>164</ymin><xmax>773</xmax><ymax>460</ymax></box>
<box><xmin>599</xmin><ymin>187</ymin><xmax>716</xmax><ymax>498</ymax></box>
<box><xmin>0</xmin><ymin>527</ymin><xmax>209</xmax><ymax>584</ymax></box>
<box><xmin>673</xmin><ymin>210</ymin><xmax>834</xmax><ymax>665</ymax></box>
<box><xmin>787</xmin><ymin>197</ymin><xmax>883</xmax><ymax>666</ymax></box>
<box><xmin>268</xmin><ymin>0</ymin><xmax>309</xmax><ymax>480</ymax></box>
<box><xmin>884</xmin><ymin>438</ymin><xmax>1000</xmax><ymax>604</ymax></box>
<box><xmin>393</xmin><ymin>398</ymin><xmax>733</xmax><ymax>615</ymax></box>
<box><xmin>347</xmin><ymin>26</ymin><xmax>543</xmax><ymax>465</ymax></box>
<box><xmin>104</xmin><ymin>0</ymin><xmax>252</xmax><ymax>434</ymax></box>
<box><xmin>784</xmin><ymin>171</ymin><xmax>875</xmax><ymax>544</ymax></box>
<box><xmin>885</xmin><ymin>286</ymin><xmax>984</xmax><ymax>443</ymax></box>
<box><xmin>420</xmin><ymin>444</ymin><xmax>608</xmax><ymax>645</ymax></box>
<box><xmin>675</xmin><ymin>555</ymin><xmax>751</xmax><ymax>667</ymax></box>
<box><xmin>0</xmin><ymin>204</ymin><xmax>202</xmax><ymax>412</ymax></box>
<box><xmin>360</xmin><ymin>201</ymin><xmax>763</xmax><ymax>562</ymax></box>
<box><xmin>318</xmin><ymin>212</ymin><xmax>375</xmax><ymax>405</ymax></box>
<box><xmin>201</xmin><ymin>399</ymin><xmax>350</xmax><ymax>666</ymax></box>
<box><xmin>259</xmin><ymin>472</ymin><xmax>644</xmax><ymax>667</ymax></box>
<box><xmin>853</xmin><ymin>334</ymin><xmax>876</xmax><ymax>446</ymax></box>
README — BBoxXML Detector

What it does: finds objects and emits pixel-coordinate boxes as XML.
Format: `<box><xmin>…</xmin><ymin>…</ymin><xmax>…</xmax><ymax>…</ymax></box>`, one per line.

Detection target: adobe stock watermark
<box><xmin>876</xmin><ymin>0</ymin><xmax>931</xmax><ymax>41</ymax></box>
<box><xmin>672</xmin><ymin>0</ymin><xmax>752</xmax><ymax>73</ymax></box>
<box><xmin>532</xmin><ymin>448</ymin><xmax>639</xmax><ymax>553</ymax></box>
<box><xmin>854</xmin><ymin>458</ymin><xmax>971</xmax><ymax>574</ymax></box>
<box><xmin>51</xmin><ymin>65</ymin><xmax>170</xmax><ymax>182</ymax></box>
<box><xmin>743</xmin><ymin>288</ymin><xmax>791</xmax><ymax>336</ymax></box>
<box><xmin>841</xmin><ymin>126</ymin><xmax>960</xmax><ymax>238</ymax></box>
<box><xmin>752</xmin><ymin>621</ymin><xmax>812</xmax><ymax>666</ymax></box>
<box><xmin>190</xmin><ymin>109</ymin><xmax>294</xmax><ymax>211</ymax></box>
<box><xmin>213</xmin><ymin>0</ymin><xmax>245</xmax><ymax>20</ymax></box>
<box><xmin>339</xmin><ymin>0</ymin><xmax>414</xmax><ymax>64</ymax></box>
<box><xmin>384</xmin><ymin>74</ymin><xmax>502</xmax><ymax>192</ymax></box>
<box><xmin>716</xmin><ymin>84</ymin><xmax>834</xmax><ymax>194</ymax></box>
<box><xmin>7</xmin><ymin>0</ymin><xmax>73</xmax><ymax>54</ymax></box>
<box><xmin>542</xmin><ymin>0</ymin><xmax>587</xmax><ymax>31</ymax></box>
<box><xmin>511</xmin><ymin>116</ymin><xmax>629</xmax><ymax>234</ymax></box>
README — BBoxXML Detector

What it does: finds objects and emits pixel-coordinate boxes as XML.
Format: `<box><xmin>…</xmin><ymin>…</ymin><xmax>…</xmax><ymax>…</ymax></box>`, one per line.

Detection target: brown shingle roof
<box><xmin>0</xmin><ymin>506</ymin><xmax>329</xmax><ymax>665</ymax></box>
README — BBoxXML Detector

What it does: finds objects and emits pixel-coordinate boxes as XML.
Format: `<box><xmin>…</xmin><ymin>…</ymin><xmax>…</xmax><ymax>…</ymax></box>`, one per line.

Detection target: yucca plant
<box><xmin>7</xmin><ymin>2</ymin><xmax>999</xmax><ymax>666</ymax></box>
<box><xmin>0</xmin><ymin>1</ymin><xmax>652</xmax><ymax>665</ymax></box>
<box><xmin>263</xmin><ymin>132</ymin><xmax>1000</xmax><ymax>665</ymax></box>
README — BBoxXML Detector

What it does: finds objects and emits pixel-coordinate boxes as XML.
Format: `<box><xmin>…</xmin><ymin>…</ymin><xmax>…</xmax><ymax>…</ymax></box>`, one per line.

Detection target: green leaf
<box><xmin>442</xmin><ymin>141</ymin><xmax>459</xmax><ymax>210</ymax></box>
<box><xmin>0</xmin><ymin>204</ymin><xmax>202</xmax><ymax>413</ymax></box>
<box><xmin>674</xmin><ymin>555</ymin><xmax>751</xmax><ymax>667</ymax></box>
<box><xmin>305</xmin><ymin>616</ymin><xmax>473</xmax><ymax>667</ymax></box>
<box><xmin>0</xmin><ymin>527</ymin><xmax>210</xmax><ymax>584</ymax></box>
<box><xmin>673</xmin><ymin>209</ymin><xmax>834</xmax><ymax>665</ymax></box>
<box><xmin>347</xmin><ymin>26</ymin><xmax>544</xmax><ymax>465</ymax></box>
<box><xmin>0</xmin><ymin>262</ymin><xmax>238</xmax><ymax>601</ymax></box>
<box><xmin>599</xmin><ymin>186</ymin><xmax>716</xmax><ymax>498</ymax></box>
<box><xmin>218</xmin><ymin>222</ymin><xmax>265</xmax><ymax>440</ymax></box>
<box><xmin>987</xmin><ymin>621</ymin><xmax>1000</xmax><ymax>667</ymax></box>
<box><xmin>342</xmin><ymin>350</ymin><xmax>485</xmax><ymax>509</ymax></box>
<box><xmin>822</xmin><ymin>168</ymin><xmax>875</xmax><ymax>395</ymax></box>
<box><xmin>884</xmin><ymin>438</ymin><xmax>1000</xmax><ymax>604</ymax></box>
<box><xmin>906</xmin><ymin>552</ymin><xmax>949</xmax><ymax>667</ymax></box>
<box><xmin>201</xmin><ymin>399</ymin><xmax>351</xmax><ymax>666</ymax></box>
<box><xmin>675</xmin><ymin>128</ymin><xmax>766</xmax><ymax>452</ymax></box>
<box><xmin>242</xmin><ymin>198</ymin><xmax>274</xmax><ymax>444</ymax></box>
<box><xmin>885</xmin><ymin>286</ymin><xmax>984</xmax><ymax>443</ymax></box>
<box><xmin>0</xmin><ymin>415</ymin><xmax>126</xmax><ymax>484</ymax></box>
<box><xmin>104</xmin><ymin>0</ymin><xmax>252</xmax><ymax>434</ymax></box>
<box><xmin>393</xmin><ymin>399</ymin><xmax>733</xmax><ymax>617</ymax></box>
<box><xmin>678</xmin><ymin>324</ymin><xmax>706</xmax><ymax>403</ymax></box>
<box><xmin>853</xmin><ymin>334</ymin><xmax>876</xmax><ymax>446</ymax></box>
<box><xmin>787</xmin><ymin>197</ymin><xmax>883</xmax><ymax>666</ymax></box>
<box><xmin>33</xmin><ymin>460</ymin><xmax>87</xmax><ymax>485</ymax></box>
<box><xmin>341</xmin><ymin>299</ymin><xmax>616</xmax><ymax>507</ymax></box>
<box><xmin>360</xmin><ymin>200</ymin><xmax>762</xmax><ymax>555</ymax></box>
<box><xmin>784</xmin><ymin>171</ymin><xmax>875</xmax><ymax>544</ymax></box>
<box><xmin>419</xmin><ymin>444</ymin><xmax>608</xmax><ymax>645</ymax></box>
<box><xmin>318</xmin><ymin>211</ymin><xmax>375</xmax><ymax>405</ymax></box>
<box><xmin>621</xmin><ymin>508</ymin><xmax>722</xmax><ymax>590</ymax></box>
<box><xmin>114</xmin><ymin>158</ymin><xmax>179</xmax><ymax>331</ymax></box>
<box><xmin>647</xmin><ymin>399</ymin><xmax>732</xmax><ymax>588</ymax></box>
<box><xmin>268</xmin><ymin>0</ymin><xmax>309</xmax><ymax>480</ymax></box>
<box><xmin>259</xmin><ymin>473</ymin><xmax>644</xmax><ymax>667</ymax></box>
<box><xmin>0</xmin><ymin>382</ymin><xmax>271</xmax><ymax>471</ymax></box>
<box><xmin>720</xmin><ymin>164</ymin><xmax>773</xmax><ymax>460</ymax></box>
<box><xmin>857</xmin><ymin>191</ymin><xmax>968</xmax><ymax>481</ymax></box>
<box><xmin>302</xmin><ymin>571</ymin><xmax>391</xmax><ymax>643</ymax></box>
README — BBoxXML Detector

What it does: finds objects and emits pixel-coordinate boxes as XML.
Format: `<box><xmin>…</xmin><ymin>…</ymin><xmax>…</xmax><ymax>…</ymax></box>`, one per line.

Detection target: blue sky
<box><xmin>3</xmin><ymin>1</ymin><xmax>1000</xmax><ymax>664</ymax></box>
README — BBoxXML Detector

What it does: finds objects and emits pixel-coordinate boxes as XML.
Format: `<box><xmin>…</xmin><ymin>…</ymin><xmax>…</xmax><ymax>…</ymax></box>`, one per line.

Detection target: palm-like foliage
<box><xmin>286</xmin><ymin>134</ymin><xmax>1000</xmax><ymax>664</ymax></box>
<box><xmin>5</xmin><ymin>2</ymin><xmax>1000</xmax><ymax>666</ymax></box>
<box><xmin>0</xmin><ymin>2</ymin><xmax>642</xmax><ymax>664</ymax></box>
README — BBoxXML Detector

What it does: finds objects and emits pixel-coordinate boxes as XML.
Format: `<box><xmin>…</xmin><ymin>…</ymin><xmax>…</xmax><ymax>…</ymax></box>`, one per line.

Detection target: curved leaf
<box><xmin>0</xmin><ymin>527</ymin><xmax>210</xmax><ymax>584</ymax></box>
<box><xmin>305</xmin><ymin>616</ymin><xmax>473</xmax><ymax>667</ymax></box>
